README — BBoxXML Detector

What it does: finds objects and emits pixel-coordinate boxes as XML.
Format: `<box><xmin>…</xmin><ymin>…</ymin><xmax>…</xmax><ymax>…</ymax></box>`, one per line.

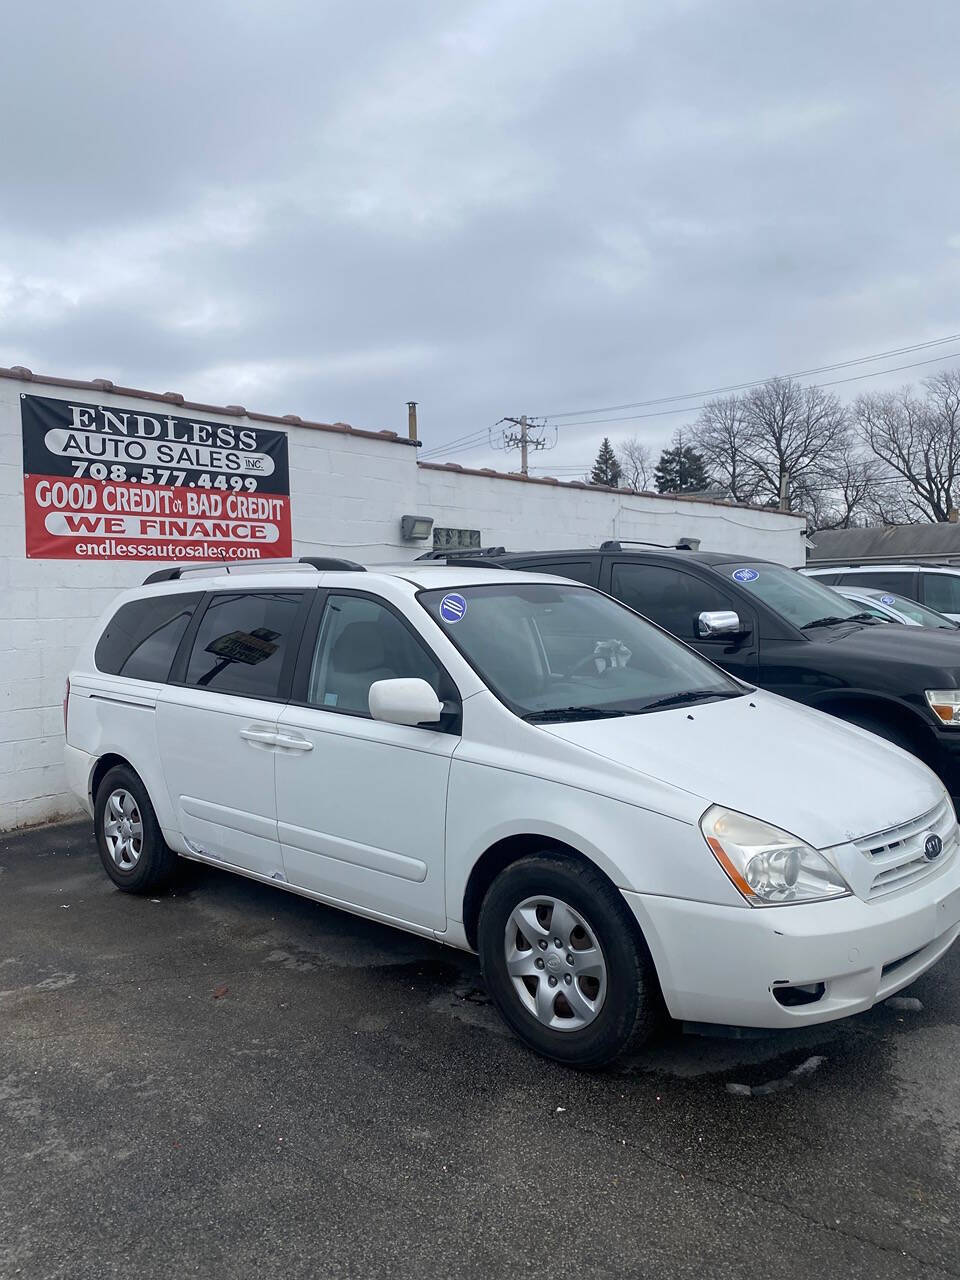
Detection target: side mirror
<box><xmin>368</xmin><ymin>677</ymin><xmax>444</xmax><ymax>727</ymax></box>
<box><xmin>698</xmin><ymin>610</ymin><xmax>745</xmax><ymax>638</ymax></box>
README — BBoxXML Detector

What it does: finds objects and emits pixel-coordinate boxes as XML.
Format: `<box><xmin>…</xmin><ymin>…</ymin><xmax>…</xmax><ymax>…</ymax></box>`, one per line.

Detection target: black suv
<box><xmin>453</xmin><ymin>543</ymin><xmax>960</xmax><ymax>801</ymax></box>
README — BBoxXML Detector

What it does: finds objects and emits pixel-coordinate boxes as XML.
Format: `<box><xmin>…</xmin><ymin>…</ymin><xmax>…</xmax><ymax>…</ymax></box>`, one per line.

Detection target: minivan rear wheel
<box><xmin>477</xmin><ymin>852</ymin><xmax>662</xmax><ymax>1068</ymax></box>
<box><xmin>94</xmin><ymin>765</ymin><xmax>178</xmax><ymax>893</ymax></box>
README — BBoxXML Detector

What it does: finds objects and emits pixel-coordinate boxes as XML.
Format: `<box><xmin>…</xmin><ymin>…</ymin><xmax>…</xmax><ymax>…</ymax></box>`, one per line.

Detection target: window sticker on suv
<box><xmin>439</xmin><ymin>593</ymin><xmax>467</xmax><ymax>623</ymax></box>
<box><xmin>732</xmin><ymin>568</ymin><xmax>759</xmax><ymax>583</ymax></box>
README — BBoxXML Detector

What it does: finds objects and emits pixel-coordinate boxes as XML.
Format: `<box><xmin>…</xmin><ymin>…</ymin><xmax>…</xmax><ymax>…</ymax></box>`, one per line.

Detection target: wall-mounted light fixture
<box><xmin>400</xmin><ymin>514</ymin><xmax>434</xmax><ymax>541</ymax></box>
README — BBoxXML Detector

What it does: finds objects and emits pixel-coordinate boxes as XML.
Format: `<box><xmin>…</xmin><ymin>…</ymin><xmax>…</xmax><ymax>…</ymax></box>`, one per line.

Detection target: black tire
<box><xmin>477</xmin><ymin>852</ymin><xmax>662</xmax><ymax>1069</ymax></box>
<box><xmin>94</xmin><ymin>764</ymin><xmax>179</xmax><ymax>893</ymax></box>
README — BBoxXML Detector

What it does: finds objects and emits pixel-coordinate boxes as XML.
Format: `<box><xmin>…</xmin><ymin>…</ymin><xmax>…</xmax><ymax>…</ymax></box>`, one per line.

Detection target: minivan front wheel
<box><xmin>94</xmin><ymin>765</ymin><xmax>178</xmax><ymax>893</ymax></box>
<box><xmin>478</xmin><ymin>853</ymin><xmax>661</xmax><ymax>1068</ymax></box>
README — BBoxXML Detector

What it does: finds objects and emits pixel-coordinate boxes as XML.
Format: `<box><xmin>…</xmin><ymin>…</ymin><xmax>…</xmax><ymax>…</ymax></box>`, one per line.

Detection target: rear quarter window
<box><xmin>95</xmin><ymin>593</ymin><xmax>202</xmax><ymax>681</ymax></box>
<box><xmin>515</xmin><ymin>559</ymin><xmax>598</xmax><ymax>586</ymax></box>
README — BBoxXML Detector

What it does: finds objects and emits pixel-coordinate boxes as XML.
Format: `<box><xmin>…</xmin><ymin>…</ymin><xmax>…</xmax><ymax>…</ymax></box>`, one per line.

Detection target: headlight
<box><xmin>925</xmin><ymin>690</ymin><xmax>960</xmax><ymax>725</ymax></box>
<box><xmin>700</xmin><ymin>806</ymin><xmax>851</xmax><ymax>906</ymax></box>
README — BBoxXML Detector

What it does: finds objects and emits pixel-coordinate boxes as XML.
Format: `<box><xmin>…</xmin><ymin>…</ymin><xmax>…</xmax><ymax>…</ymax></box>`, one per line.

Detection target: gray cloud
<box><xmin>1</xmin><ymin>0</ymin><xmax>959</xmax><ymax>475</ymax></box>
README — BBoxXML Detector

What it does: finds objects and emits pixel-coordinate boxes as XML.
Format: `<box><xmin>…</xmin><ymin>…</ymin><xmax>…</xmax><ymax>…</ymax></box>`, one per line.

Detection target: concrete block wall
<box><xmin>414</xmin><ymin>464</ymin><xmax>805</xmax><ymax>566</ymax></box>
<box><xmin>0</xmin><ymin>368</ymin><xmax>805</xmax><ymax>828</ymax></box>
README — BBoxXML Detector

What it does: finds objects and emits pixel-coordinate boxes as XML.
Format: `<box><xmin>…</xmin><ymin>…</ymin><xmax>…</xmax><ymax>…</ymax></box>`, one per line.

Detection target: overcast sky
<box><xmin>2</xmin><ymin>0</ymin><xmax>959</xmax><ymax>477</ymax></box>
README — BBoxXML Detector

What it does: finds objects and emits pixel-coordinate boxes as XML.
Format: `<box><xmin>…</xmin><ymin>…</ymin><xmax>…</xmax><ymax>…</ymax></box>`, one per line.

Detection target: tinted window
<box><xmin>96</xmin><ymin>593</ymin><xmax>202</xmax><ymax>681</ymax></box>
<box><xmin>721</xmin><ymin>563</ymin><xmax>862</xmax><ymax>629</ymax></box>
<box><xmin>610</xmin><ymin>563</ymin><xmax>742</xmax><ymax>640</ymax></box>
<box><xmin>184</xmin><ymin>592</ymin><xmax>303</xmax><ymax>698</ymax></box>
<box><xmin>521</xmin><ymin>560</ymin><xmax>598</xmax><ymax>586</ymax></box>
<box><xmin>420</xmin><ymin>583</ymin><xmax>741</xmax><ymax>719</ymax></box>
<box><xmin>308</xmin><ymin>594</ymin><xmax>448</xmax><ymax>715</ymax></box>
<box><xmin>841</xmin><ymin>571</ymin><xmax>916</xmax><ymax>596</ymax></box>
<box><xmin>809</xmin><ymin>572</ymin><xmax>842</xmax><ymax>585</ymax></box>
<box><xmin>921</xmin><ymin>573</ymin><xmax>960</xmax><ymax>615</ymax></box>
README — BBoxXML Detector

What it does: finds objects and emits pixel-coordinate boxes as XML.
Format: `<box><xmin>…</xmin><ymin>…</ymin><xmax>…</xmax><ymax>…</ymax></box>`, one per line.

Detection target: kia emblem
<box><xmin>923</xmin><ymin>833</ymin><xmax>944</xmax><ymax>861</ymax></box>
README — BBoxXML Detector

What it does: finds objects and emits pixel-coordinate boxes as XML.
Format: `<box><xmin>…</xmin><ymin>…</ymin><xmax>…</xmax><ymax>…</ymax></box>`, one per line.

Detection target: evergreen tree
<box><xmin>654</xmin><ymin>434</ymin><xmax>710</xmax><ymax>493</ymax></box>
<box><xmin>590</xmin><ymin>437</ymin><xmax>622</xmax><ymax>487</ymax></box>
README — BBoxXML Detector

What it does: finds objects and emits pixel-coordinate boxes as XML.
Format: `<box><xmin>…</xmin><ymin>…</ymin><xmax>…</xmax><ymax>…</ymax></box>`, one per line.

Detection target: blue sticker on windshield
<box><xmin>880</xmin><ymin>594</ymin><xmax>896</xmax><ymax>605</ymax></box>
<box><xmin>439</xmin><ymin>593</ymin><xmax>467</xmax><ymax>623</ymax></box>
<box><xmin>732</xmin><ymin>568</ymin><xmax>759</xmax><ymax>583</ymax></box>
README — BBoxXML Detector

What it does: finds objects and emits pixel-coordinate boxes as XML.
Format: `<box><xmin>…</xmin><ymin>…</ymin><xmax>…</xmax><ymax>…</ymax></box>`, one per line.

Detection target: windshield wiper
<box><xmin>523</xmin><ymin>706</ymin><xmax>630</xmax><ymax>723</ymax></box>
<box><xmin>638</xmin><ymin>688</ymin><xmax>744</xmax><ymax>713</ymax></box>
<box><xmin>800</xmin><ymin>615</ymin><xmax>854</xmax><ymax>630</ymax></box>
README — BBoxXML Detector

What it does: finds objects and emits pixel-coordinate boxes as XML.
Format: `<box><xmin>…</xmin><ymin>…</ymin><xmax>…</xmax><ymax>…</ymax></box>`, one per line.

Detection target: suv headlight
<box><xmin>700</xmin><ymin>806</ymin><xmax>851</xmax><ymax>906</ymax></box>
<box><xmin>925</xmin><ymin>690</ymin><xmax>960</xmax><ymax>725</ymax></box>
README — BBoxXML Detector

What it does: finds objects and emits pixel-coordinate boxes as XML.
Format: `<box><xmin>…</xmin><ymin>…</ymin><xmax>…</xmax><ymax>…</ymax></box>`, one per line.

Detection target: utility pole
<box><xmin>498</xmin><ymin>415</ymin><xmax>552</xmax><ymax>475</ymax></box>
<box><xmin>779</xmin><ymin>469</ymin><xmax>789</xmax><ymax>511</ymax></box>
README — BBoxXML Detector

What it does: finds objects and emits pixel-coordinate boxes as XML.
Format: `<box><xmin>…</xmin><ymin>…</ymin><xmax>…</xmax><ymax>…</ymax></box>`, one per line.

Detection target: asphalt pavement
<box><xmin>2</xmin><ymin>819</ymin><xmax>959</xmax><ymax>1280</ymax></box>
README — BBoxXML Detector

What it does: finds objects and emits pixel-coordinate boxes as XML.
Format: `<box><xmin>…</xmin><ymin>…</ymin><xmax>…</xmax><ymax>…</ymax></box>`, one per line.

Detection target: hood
<box><xmin>811</xmin><ymin>619</ymin><xmax>960</xmax><ymax>671</ymax></box>
<box><xmin>541</xmin><ymin>690</ymin><xmax>944</xmax><ymax>849</ymax></box>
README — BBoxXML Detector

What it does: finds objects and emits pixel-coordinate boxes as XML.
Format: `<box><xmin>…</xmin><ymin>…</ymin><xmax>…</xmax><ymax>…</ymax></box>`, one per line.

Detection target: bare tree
<box><xmin>689</xmin><ymin>393</ymin><xmax>758</xmax><ymax>503</ymax></box>
<box><xmin>688</xmin><ymin>377</ymin><xmax>851</xmax><ymax>512</ymax></box>
<box><xmin>855</xmin><ymin>369</ymin><xmax>960</xmax><ymax>522</ymax></box>
<box><xmin>616</xmin><ymin>436</ymin><xmax>654</xmax><ymax>490</ymax></box>
<box><xmin>793</xmin><ymin>452</ymin><xmax>886</xmax><ymax>531</ymax></box>
<box><xmin>741</xmin><ymin>377</ymin><xmax>851</xmax><ymax>510</ymax></box>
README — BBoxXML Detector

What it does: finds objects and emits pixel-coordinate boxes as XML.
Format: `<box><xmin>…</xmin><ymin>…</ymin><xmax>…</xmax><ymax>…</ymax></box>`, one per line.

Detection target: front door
<box><xmin>606</xmin><ymin>560</ymin><xmax>759</xmax><ymax>683</ymax></box>
<box><xmin>156</xmin><ymin>588</ymin><xmax>307</xmax><ymax>879</ymax></box>
<box><xmin>275</xmin><ymin>592</ymin><xmax>459</xmax><ymax>930</ymax></box>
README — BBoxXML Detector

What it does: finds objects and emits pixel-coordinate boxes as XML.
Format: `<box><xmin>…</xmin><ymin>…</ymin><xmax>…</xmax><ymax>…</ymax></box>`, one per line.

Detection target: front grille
<box><xmin>855</xmin><ymin>798</ymin><xmax>958</xmax><ymax>900</ymax></box>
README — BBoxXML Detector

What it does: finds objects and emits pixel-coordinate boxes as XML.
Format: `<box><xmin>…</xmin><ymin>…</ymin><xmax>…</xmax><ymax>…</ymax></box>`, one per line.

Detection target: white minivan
<box><xmin>65</xmin><ymin>560</ymin><xmax>960</xmax><ymax>1067</ymax></box>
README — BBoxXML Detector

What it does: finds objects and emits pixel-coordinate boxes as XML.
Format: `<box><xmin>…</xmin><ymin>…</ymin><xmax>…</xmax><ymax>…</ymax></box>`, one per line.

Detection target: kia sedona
<box><xmin>65</xmin><ymin>560</ymin><xmax>960</xmax><ymax>1068</ymax></box>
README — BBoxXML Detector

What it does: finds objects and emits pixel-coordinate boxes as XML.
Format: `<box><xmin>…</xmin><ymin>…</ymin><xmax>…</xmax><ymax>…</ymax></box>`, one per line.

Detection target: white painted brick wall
<box><xmin>0</xmin><ymin>371</ymin><xmax>805</xmax><ymax>828</ymax></box>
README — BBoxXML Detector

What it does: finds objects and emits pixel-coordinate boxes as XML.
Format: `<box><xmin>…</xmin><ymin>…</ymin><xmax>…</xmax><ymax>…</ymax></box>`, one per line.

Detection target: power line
<box><xmin>420</xmin><ymin>341</ymin><xmax>960</xmax><ymax>461</ymax></box>
<box><xmin>538</xmin><ymin>331</ymin><xmax>960</xmax><ymax>420</ymax></box>
<box><xmin>419</xmin><ymin>420</ymin><xmax>502</xmax><ymax>459</ymax></box>
<box><xmin>546</xmin><ymin>348</ymin><xmax>960</xmax><ymax>431</ymax></box>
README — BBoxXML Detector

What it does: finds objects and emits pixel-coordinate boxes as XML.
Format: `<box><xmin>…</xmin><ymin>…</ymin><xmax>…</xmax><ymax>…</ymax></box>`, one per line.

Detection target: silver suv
<box><xmin>804</xmin><ymin>564</ymin><xmax>960</xmax><ymax>622</ymax></box>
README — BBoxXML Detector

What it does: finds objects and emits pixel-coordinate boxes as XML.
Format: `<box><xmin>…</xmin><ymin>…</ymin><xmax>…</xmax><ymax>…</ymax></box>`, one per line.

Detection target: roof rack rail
<box><xmin>600</xmin><ymin>537</ymin><xmax>701</xmax><ymax>552</ymax></box>
<box><xmin>297</xmin><ymin>556</ymin><xmax>366</xmax><ymax>571</ymax></box>
<box><xmin>143</xmin><ymin>556</ymin><xmax>365</xmax><ymax>585</ymax></box>
<box><xmin>415</xmin><ymin>546</ymin><xmax>507</xmax><ymax>561</ymax></box>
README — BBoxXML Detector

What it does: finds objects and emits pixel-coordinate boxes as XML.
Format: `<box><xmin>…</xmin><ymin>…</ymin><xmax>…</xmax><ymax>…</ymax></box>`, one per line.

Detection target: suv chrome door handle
<box><xmin>273</xmin><ymin>734</ymin><xmax>314</xmax><ymax>752</ymax></box>
<box><xmin>240</xmin><ymin>728</ymin><xmax>278</xmax><ymax>746</ymax></box>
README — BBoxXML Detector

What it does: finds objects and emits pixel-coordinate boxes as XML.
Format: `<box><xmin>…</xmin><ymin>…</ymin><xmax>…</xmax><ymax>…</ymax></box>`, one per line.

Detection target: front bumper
<box><xmin>624</xmin><ymin>851</ymin><xmax>960</xmax><ymax>1028</ymax></box>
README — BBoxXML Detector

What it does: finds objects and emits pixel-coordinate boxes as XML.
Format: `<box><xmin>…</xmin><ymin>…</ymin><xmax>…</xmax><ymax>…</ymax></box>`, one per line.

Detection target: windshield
<box><xmin>876</xmin><ymin>592</ymin><xmax>959</xmax><ymax>629</ymax></box>
<box><xmin>723</xmin><ymin>563</ymin><xmax>864</xmax><ymax>630</ymax></box>
<box><xmin>419</xmin><ymin>583</ymin><xmax>744</xmax><ymax>720</ymax></box>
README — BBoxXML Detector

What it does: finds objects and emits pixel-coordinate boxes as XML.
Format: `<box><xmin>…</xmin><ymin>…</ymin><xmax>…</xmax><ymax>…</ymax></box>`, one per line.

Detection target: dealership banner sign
<box><xmin>21</xmin><ymin>394</ymin><xmax>292</xmax><ymax>562</ymax></box>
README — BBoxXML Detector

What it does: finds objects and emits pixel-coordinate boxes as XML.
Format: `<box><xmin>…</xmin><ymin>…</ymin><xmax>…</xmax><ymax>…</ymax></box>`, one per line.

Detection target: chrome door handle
<box><xmin>240</xmin><ymin>728</ymin><xmax>278</xmax><ymax>746</ymax></box>
<box><xmin>274</xmin><ymin>734</ymin><xmax>314</xmax><ymax>752</ymax></box>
